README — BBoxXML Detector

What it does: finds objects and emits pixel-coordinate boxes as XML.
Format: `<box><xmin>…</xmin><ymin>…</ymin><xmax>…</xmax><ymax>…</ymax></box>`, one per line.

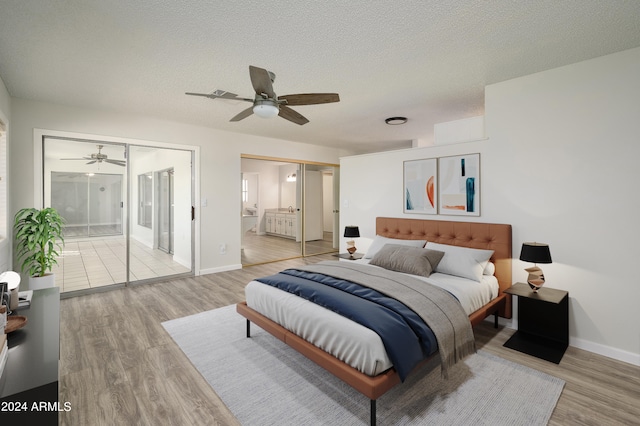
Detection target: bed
<box><xmin>236</xmin><ymin>217</ymin><xmax>512</xmax><ymax>425</ymax></box>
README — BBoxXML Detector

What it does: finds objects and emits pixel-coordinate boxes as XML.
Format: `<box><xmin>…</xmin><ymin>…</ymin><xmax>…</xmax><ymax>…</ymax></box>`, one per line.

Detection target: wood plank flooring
<box><xmin>59</xmin><ymin>255</ymin><xmax>640</xmax><ymax>425</ymax></box>
<box><xmin>241</xmin><ymin>231</ymin><xmax>336</xmax><ymax>265</ymax></box>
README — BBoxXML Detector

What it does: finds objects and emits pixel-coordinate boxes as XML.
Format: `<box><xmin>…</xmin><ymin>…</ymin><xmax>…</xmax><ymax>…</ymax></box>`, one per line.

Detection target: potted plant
<box><xmin>14</xmin><ymin>207</ymin><xmax>65</xmax><ymax>289</ymax></box>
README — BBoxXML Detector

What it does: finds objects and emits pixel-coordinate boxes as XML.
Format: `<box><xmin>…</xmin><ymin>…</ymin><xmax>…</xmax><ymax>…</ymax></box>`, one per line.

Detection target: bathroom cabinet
<box><xmin>266</xmin><ymin>212</ymin><xmax>297</xmax><ymax>239</ymax></box>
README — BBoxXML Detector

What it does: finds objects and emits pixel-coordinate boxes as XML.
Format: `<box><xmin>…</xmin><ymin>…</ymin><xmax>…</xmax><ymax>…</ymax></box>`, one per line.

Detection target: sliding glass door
<box><xmin>43</xmin><ymin>137</ymin><xmax>194</xmax><ymax>294</ymax></box>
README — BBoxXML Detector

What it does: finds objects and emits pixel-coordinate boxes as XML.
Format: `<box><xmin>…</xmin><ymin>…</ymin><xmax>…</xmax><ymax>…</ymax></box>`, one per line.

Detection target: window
<box><xmin>242</xmin><ymin>178</ymin><xmax>248</xmax><ymax>203</ymax></box>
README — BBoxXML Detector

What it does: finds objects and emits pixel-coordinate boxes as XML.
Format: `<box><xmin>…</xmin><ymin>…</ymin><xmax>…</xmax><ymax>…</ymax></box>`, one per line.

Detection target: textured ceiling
<box><xmin>1</xmin><ymin>1</ymin><xmax>639</xmax><ymax>154</ymax></box>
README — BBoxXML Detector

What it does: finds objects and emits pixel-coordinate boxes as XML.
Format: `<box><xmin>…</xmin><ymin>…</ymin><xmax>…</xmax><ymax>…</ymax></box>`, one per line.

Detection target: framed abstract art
<box><xmin>403</xmin><ymin>158</ymin><xmax>437</xmax><ymax>214</ymax></box>
<box><xmin>438</xmin><ymin>153</ymin><xmax>480</xmax><ymax>216</ymax></box>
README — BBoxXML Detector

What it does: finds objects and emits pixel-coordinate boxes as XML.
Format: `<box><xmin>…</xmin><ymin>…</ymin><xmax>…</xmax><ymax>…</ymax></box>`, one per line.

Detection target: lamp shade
<box><xmin>344</xmin><ymin>226</ymin><xmax>360</xmax><ymax>238</ymax></box>
<box><xmin>253</xmin><ymin>101</ymin><xmax>279</xmax><ymax>118</ymax></box>
<box><xmin>520</xmin><ymin>242</ymin><xmax>552</xmax><ymax>264</ymax></box>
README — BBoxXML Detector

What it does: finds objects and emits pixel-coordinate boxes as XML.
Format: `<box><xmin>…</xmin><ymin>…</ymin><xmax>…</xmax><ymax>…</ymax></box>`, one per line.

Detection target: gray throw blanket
<box><xmin>296</xmin><ymin>261</ymin><xmax>476</xmax><ymax>378</ymax></box>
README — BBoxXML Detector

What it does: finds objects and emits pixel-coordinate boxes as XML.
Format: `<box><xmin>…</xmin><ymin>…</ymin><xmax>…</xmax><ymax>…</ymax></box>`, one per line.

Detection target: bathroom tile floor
<box><xmin>51</xmin><ymin>237</ymin><xmax>191</xmax><ymax>293</ymax></box>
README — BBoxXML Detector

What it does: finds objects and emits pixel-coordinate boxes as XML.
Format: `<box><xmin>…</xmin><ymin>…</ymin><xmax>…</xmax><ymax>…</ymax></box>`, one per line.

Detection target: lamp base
<box><xmin>346</xmin><ymin>246</ymin><xmax>357</xmax><ymax>258</ymax></box>
<box><xmin>525</xmin><ymin>266</ymin><xmax>545</xmax><ymax>292</ymax></box>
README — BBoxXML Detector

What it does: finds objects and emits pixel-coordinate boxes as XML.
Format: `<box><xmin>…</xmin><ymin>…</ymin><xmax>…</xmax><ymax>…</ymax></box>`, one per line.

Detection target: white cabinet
<box><xmin>275</xmin><ymin>214</ymin><xmax>285</xmax><ymax>234</ymax></box>
<box><xmin>265</xmin><ymin>211</ymin><xmax>296</xmax><ymax>239</ymax></box>
<box><xmin>284</xmin><ymin>216</ymin><xmax>296</xmax><ymax>237</ymax></box>
<box><xmin>265</xmin><ymin>212</ymin><xmax>275</xmax><ymax>234</ymax></box>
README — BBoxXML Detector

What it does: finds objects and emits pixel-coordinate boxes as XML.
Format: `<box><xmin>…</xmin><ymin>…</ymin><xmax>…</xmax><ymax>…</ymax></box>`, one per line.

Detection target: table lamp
<box><xmin>344</xmin><ymin>226</ymin><xmax>360</xmax><ymax>258</ymax></box>
<box><xmin>0</xmin><ymin>270</ymin><xmax>21</xmax><ymax>313</ymax></box>
<box><xmin>519</xmin><ymin>242</ymin><xmax>552</xmax><ymax>292</ymax></box>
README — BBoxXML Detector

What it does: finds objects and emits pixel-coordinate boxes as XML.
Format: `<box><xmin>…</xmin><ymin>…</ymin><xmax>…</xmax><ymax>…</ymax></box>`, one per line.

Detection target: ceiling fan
<box><xmin>186</xmin><ymin>65</ymin><xmax>340</xmax><ymax>125</ymax></box>
<box><xmin>61</xmin><ymin>145</ymin><xmax>126</xmax><ymax>167</ymax></box>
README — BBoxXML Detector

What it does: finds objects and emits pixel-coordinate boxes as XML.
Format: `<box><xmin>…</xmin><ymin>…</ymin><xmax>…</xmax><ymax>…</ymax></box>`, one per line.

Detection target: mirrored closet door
<box><xmin>240</xmin><ymin>156</ymin><xmax>339</xmax><ymax>266</ymax></box>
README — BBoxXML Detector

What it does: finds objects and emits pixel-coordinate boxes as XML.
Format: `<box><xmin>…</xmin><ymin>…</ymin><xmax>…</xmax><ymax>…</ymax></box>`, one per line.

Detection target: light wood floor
<box><xmin>59</xmin><ymin>254</ymin><xmax>640</xmax><ymax>425</ymax></box>
<box><xmin>241</xmin><ymin>230</ymin><xmax>336</xmax><ymax>265</ymax></box>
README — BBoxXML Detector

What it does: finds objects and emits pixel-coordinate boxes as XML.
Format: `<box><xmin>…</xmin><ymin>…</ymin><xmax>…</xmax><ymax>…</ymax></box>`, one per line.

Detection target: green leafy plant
<box><xmin>14</xmin><ymin>207</ymin><xmax>65</xmax><ymax>277</ymax></box>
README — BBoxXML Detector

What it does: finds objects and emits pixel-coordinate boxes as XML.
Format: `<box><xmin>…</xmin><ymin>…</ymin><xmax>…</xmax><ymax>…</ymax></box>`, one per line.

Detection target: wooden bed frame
<box><xmin>236</xmin><ymin>217</ymin><xmax>512</xmax><ymax>425</ymax></box>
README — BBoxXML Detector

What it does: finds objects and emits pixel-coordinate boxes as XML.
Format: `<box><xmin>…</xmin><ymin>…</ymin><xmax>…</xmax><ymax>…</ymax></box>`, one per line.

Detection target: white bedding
<box><xmin>245</xmin><ymin>262</ymin><xmax>498</xmax><ymax>376</ymax></box>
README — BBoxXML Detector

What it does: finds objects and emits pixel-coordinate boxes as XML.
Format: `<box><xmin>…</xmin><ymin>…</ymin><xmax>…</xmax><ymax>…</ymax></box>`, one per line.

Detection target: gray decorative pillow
<box><xmin>363</xmin><ymin>235</ymin><xmax>427</xmax><ymax>259</ymax></box>
<box><xmin>369</xmin><ymin>244</ymin><xmax>445</xmax><ymax>277</ymax></box>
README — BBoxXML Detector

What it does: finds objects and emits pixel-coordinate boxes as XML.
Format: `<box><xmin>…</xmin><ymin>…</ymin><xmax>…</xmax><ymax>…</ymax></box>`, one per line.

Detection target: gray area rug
<box><xmin>163</xmin><ymin>305</ymin><xmax>565</xmax><ymax>425</ymax></box>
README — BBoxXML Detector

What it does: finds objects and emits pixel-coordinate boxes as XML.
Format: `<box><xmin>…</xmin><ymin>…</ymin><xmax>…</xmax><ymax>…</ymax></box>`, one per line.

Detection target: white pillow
<box><xmin>426</xmin><ymin>242</ymin><xmax>494</xmax><ymax>282</ymax></box>
<box><xmin>483</xmin><ymin>261</ymin><xmax>496</xmax><ymax>276</ymax></box>
<box><xmin>363</xmin><ymin>235</ymin><xmax>427</xmax><ymax>259</ymax></box>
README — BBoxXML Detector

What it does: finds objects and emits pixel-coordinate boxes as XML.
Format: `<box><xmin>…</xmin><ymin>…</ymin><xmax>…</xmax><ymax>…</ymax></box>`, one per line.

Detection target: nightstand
<box><xmin>503</xmin><ymin>282</ymin><xmax>569</xmax><ymax>363</ymax></box>
<box><xmin>333</xmin><ymin>252</ymin><xmax>363</xmax><ymax>260</ymax></box>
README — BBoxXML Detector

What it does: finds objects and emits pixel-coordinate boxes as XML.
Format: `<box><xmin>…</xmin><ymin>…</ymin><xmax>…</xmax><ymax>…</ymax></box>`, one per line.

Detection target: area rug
<box><xmin>163</xmin><ymin>305</ymin><xmax>565</xmax><ymax>425</ymax></box>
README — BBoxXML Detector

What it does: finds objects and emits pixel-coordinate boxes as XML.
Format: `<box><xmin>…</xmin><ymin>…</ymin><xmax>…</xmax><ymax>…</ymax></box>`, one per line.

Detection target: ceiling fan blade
<box><xmin>105</xmin><ymin>159</ymin><xmax>126</xmax><ymax>166</ymax></box>
<box><xmin>86</xmin><ymin>160</ymin><xmax>97</xmax><ymax>165</ymax></box>
<box><xmin>230</xmin><ymin>106</ymin><xmax>255</xmax><ymax>122</ymax></box>
<box><xmin>185</xmin><ymin>91</ymin><xmax>253</xmax><ymax>102</ymax></box>
<box><xmin>278</xmin><ymin>93</ymin><xmax>340</xmax><ymax>106</ymax></box>
<box><xmin>249</xmin><ymin>66</ymin><xmax>276</xmax><ymax>99</ymax></box>
<box><xmin>278</xmin><ymin>105</ymin><xmax>309</xmax><ymax>125</ymax></box>
<box><xmin>60</xmin><ymin>158</ymin><xmax>89</xmax><ymax>160</ymax></box>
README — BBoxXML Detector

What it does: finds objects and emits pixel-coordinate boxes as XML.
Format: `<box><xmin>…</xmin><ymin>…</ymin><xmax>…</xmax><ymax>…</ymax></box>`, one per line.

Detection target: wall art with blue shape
<box><xmin>438</xmin><ymin>153</ymin><xmax>480</xmax><ymax>216</ymax></box>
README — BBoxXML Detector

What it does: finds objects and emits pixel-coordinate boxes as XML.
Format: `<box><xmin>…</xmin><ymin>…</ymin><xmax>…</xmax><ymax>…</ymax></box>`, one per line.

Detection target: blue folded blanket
<box><xmin>256</xmin><ymin>268</ymin><xmax>437</xmax><ymax>381</ymax></box>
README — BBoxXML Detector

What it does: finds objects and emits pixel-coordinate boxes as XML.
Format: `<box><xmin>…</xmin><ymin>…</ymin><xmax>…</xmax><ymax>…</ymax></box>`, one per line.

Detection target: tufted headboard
<box><xmin>376</xmin><ymin>217</ymin><xmax>512</xmax><ymax>319</ymax></box>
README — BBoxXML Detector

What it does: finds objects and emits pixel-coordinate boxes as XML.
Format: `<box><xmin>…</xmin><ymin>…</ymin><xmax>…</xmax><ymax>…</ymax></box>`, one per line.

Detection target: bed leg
<box><xmin>370</xmin><ymin>399</ymin><xmax>376</xmax><ymax>426</ymax></box>
<box><xmin>246</xmin><ymin>319</ymin><xmax>251</xmax><ymax>338</ymax></box>
<box><xmin>494</xmin><ymin>310</ymin><xmax>499</xmax><ymax>329</ymax></box>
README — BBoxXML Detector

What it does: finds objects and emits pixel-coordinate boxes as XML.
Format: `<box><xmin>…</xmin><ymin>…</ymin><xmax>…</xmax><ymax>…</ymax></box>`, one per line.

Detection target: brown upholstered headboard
<box><xmin>376</xmin><ymin>217</ymin><xmax>512</xmax><ymax>317</ymax></box>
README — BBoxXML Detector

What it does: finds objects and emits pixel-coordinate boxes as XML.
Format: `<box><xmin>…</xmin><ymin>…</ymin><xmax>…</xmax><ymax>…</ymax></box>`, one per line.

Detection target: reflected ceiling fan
<box><xmin>61</xmin><ymin>145</ymin><xmax>126</xmax><ymax>167</ymax></box>
<box><xmin>186</xmin><ymin>65</ymin><xmax>340</xmax><ymax>125</ymax></box>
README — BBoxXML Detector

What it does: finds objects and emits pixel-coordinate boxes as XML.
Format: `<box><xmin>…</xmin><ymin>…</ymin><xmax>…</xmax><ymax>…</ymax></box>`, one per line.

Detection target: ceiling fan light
<box><xmin>253</xmin><ymin>101</ymin><xmax>279</xmax><ymax>119</ymax></box>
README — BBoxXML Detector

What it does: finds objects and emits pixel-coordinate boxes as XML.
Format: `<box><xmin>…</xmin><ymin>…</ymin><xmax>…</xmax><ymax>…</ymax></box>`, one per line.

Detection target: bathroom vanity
<box><xmin>265</xmin><ymin>209</ymin><xmax>297</xmax><ymax>239</ymax></box>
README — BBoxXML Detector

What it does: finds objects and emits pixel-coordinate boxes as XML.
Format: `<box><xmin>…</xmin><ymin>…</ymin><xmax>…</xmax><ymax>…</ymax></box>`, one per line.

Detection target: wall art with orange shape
<box><xmin>403</xmin><ymin>158</ymin><xmax>437</xmax><ymax>214</ymax></box>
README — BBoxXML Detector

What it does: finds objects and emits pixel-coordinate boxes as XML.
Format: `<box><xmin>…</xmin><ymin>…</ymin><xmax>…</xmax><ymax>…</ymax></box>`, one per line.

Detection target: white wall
<box><xmin>0</xmin><ymin>76</ymin><xmax>11</xmax><ymax>272</ymax></box>
<box><xmin>340</xmin><ymin>47</ymin><xmax>640</xmax><ymax>366</ymax></box>
<box><xmin>279</xmin><ymin>164</ymin><xmax>298</xmax><ymax>209</ymax></box>
<box><xmin>8</xmin><ymin>98</ymin><xmax>348</xmax><ymax>274</ymax></box>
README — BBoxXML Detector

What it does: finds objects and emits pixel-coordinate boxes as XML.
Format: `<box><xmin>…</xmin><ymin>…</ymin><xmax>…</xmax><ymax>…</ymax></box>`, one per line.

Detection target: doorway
<box><xmin>302</xmin><ymin>163</ymin><xmax>340</xmax><ymax>257</ymax></box>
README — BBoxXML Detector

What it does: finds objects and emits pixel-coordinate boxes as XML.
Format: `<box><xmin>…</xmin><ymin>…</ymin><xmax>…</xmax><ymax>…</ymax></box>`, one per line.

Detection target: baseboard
<box><xmin>172</xmin><ymin>255</ymin><xmax>191</xmax><ymax>269</ymax></box>
<box><xmin>570</xmin><ymin>337</ymin><xmax>640</xmax><ymax>367</ymax></box>
<box><xmin>487</xmin><ymin>317</ymin><xmax>640</xmax><ymax>367</ymax></box>
<box><xmin>199</xmin><ymin>264</ymin><xmax>242</xmax><ymax>275</ymax></box>
<box><xmin>130</xmin><ymin>234</ymin><xmax>153</xmax><ymax>249</ymax></box>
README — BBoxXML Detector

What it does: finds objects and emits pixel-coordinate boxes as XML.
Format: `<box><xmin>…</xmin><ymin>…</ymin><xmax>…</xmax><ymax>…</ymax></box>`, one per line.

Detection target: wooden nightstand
<box><xmin>333</xmin><ymin>253</ymin><xmax>363</xmax><ymax>260</ymax></box>
<box><xmin>503</xmin><ymin>282</ymin><xmax>569</xmax><ymax>363</ymax></box>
